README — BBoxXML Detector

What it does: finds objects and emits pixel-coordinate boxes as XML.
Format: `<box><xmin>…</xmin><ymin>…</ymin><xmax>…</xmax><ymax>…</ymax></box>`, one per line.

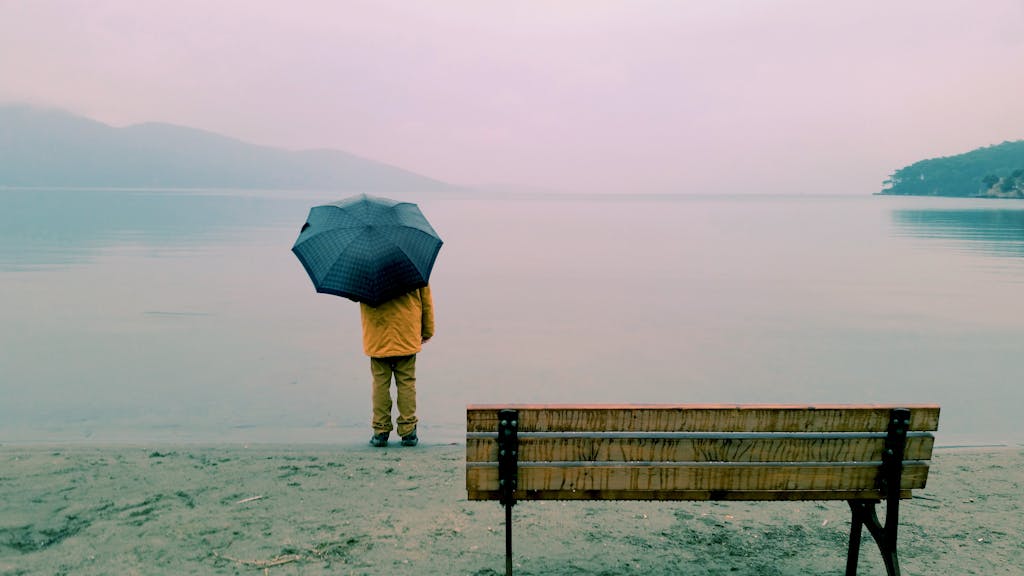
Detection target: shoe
<box><xmin>400</xmin><ymin>429</ymin><xmax>418</xmax><ymax>447</ymax></box>
<box><xmin>369</xmin><ymin>432</ymin><xmax>389</xmax><ymax>447</ymax></box>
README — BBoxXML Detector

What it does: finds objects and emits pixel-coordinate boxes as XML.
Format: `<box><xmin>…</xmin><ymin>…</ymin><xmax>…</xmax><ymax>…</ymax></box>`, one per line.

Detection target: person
<box><xmin>360</xmin><ymin>285</ymin><xmax>434</xmax><ymax>447</ymax></box>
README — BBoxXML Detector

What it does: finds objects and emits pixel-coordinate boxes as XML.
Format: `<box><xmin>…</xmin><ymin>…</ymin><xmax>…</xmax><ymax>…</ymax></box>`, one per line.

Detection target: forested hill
<box><xmin>0</xmin><ymin>105</ymin><xmax>454</xmax><ymax>192</ymax></box>
<box><xmin>879</xmin><ymin>140</ymin><xmax>1024</xmax><ymax>198</ymax></box>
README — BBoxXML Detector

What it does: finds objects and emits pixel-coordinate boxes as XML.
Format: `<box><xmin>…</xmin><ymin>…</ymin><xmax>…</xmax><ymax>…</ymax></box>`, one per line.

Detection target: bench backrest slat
<box><xmin>466</xmin><ymin>404</ymin><xmax>939</xmax><ymax>502</ymax></box>
<box><xmin>467</xmin><ymin>434</ymin><xmax>935</xmax><ymax>464</ymax></box>
<box><xmin>467</xmin><ymin>404</ymin><xmax>940</xmax><ymax>434</ymax></box>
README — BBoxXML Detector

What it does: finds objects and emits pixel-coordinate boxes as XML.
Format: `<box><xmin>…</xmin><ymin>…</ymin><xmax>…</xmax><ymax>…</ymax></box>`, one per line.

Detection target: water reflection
<box><xmin>4</xmin><ymin>191</ymin><xmax>1024</xmax><ymax>445</ymax></box>
<box><xmin>892</xmin><ymin>207</ymin><xmax>1024</xmax><ymax>258</ymax></box>
<box><xmin>0</xmin><ymin>188</ymin><xmax>307</xmax><ymax>269</ymax></box>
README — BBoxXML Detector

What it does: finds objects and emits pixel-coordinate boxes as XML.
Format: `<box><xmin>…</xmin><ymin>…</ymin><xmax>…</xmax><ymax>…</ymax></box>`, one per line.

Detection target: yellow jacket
<box><xmin>359</xmin><ymin>286</ymin><xmax>434</xmax><ymax>358</ymax></box>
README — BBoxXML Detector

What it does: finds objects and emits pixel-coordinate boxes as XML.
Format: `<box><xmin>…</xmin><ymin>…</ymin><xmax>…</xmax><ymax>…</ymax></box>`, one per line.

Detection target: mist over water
<box><xmin>2</xmin><ymin>189</ymin><xmax>1022</xmax><ymax>446</ymax></box>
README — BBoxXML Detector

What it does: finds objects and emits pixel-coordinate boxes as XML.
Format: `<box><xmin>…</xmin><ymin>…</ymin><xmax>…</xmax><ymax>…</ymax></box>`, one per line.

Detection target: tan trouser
<box><xmin>370</xmin><ymin>355</ymin><xmax>418</xmax><ymax>437</ymax></box>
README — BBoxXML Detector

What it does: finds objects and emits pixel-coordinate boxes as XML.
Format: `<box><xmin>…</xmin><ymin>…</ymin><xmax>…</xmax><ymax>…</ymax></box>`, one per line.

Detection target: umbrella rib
<box><xmin>324</xmin><ymin>229</ymin><xmax>371</xmax><ymax>279</ymax></box>
<box><xmin>392</xmin><ymin>227</ymin><xmax>442</xmax><ymax>279</ymax></box>
<box><xmin>297</xmin><ymin>226</ymin><xmax>366</xmax><ymax>286</ymax></box>
<box><xmin>297</xmin><ymin>222</ymin><xmax>366</xmax><ymax>245</ymax></box>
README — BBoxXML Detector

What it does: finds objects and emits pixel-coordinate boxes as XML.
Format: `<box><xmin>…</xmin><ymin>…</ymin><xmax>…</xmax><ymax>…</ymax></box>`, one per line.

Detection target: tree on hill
<box><xmin>880</xmin><ymin>140</ymin><xmax>1024</xmax><ymax>197</ymax></box>
<box><xmin>990</xmin><ymin>169</ymin><xmax>1024</xmax><ymax>196</ymax></box>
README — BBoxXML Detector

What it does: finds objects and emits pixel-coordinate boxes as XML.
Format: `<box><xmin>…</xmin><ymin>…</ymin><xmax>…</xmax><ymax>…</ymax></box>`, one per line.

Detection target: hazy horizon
<box><xmin>2</xmin><ymin>1</ymin><xmax>1024</xmax><ymax>194</ymax></box>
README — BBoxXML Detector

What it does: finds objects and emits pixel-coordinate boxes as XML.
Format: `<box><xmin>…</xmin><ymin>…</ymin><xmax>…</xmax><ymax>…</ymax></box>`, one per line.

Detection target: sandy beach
<box><xmin>1</xmin><ymin>442</ymin><xmax>1020</xmax><ymax>575</ymax></box>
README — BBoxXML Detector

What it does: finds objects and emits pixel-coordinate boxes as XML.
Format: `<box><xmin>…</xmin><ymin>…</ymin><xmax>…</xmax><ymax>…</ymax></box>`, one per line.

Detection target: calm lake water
<box><xmin>2</xmin><ymin>188</ymin><xmax>1023</xmax><ymax>446</ymax></box>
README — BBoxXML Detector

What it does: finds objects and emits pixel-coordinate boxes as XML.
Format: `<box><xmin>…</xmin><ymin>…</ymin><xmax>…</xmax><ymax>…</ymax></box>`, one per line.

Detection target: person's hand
<box><xmin>422</xmin><ymin>336</ymin><xmax>431</xmax><ymax>344</ymax></box>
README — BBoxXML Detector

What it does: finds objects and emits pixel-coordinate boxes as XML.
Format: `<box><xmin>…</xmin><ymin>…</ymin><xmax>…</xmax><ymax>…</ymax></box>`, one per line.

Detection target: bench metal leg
<box><xmin>847</xmin><ymin>501</ymin><xmax>901</xmax><ymax>576</ymax></box>
<box><xmin>846</xmin><ymin>502</ymin><xmax>865</xmax><ymax>575</ymax></box>
<box><xmin>505</xmin><ymin>502</ymin><xmax>514</xmax><ymax>576</ymax></box>
<box><xmin>846</xmin><ymin>407</ymin><xmax>910</xmax><ymax>576</ymax></box>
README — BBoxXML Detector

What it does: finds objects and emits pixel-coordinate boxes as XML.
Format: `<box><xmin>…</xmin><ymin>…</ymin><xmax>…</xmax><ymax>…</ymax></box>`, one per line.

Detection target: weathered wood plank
<box><xmin>465</xmin><ymin>434</ymin><xmax>935</xmax><ymax>463</ymax></box>
<box><xmin>466</xmin><ymin>489</ymin><xmax>915</xmax><ymax>502</ymax></box>
<box><xmin>466</xmin><ymin>404</ymin><xmax>940</xmax><ymax>433</ymax></box>
<box><xmin>465</xmin><ymin>462</ymin><xmax>930</xmax><ymax>493</ymax></box>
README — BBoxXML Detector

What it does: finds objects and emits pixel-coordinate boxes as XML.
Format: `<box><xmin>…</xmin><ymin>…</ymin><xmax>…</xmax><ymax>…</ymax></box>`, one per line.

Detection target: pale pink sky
<box><xmin>2</xmin><ymin>0</ymin><xmax>1023</xmax><ymax>194</ymax></box>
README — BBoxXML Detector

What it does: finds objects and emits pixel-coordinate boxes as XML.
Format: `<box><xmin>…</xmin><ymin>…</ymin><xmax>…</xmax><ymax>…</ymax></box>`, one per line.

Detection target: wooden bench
<box><xmin>466</xmin><ymin>403</ymin><xmax>940</xmax><ymax>576</ymax></box>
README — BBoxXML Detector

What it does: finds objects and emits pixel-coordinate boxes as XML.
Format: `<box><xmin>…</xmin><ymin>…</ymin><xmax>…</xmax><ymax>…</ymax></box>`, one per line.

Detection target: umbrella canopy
<box><xmin>292</xmin><ymin>194</ymin><xmax>442</xmax><ymax>307</ymax></box>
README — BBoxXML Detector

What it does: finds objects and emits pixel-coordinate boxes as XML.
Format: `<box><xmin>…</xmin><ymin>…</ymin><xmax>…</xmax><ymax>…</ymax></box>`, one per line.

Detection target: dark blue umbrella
<box><xmin>292</xmin><ymin>194</ymin><xmax>442</xmax><ymax>307</ymax></box>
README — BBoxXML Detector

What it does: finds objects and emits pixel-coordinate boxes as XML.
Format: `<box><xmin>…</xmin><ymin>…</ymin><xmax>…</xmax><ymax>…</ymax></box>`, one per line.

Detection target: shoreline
<box><xmin>3</xmin><ymin>443</ymin><xmax>1022</xmax><ymax>575</ymax></box>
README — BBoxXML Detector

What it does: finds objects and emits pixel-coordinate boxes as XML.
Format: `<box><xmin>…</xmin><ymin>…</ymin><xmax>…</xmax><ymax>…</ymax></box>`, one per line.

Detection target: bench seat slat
<box><xmin>467</xmin><ymin>431</ymin><xmax>934</xmax><ymax>439</ymax></box>
<box><xmin>466</xmin><ymin>462</ymin><xmax>930</xmax><ymax>494</ymax></box>
<box><xmin>467</xmin><ymin>405</ymin><xmax>940</xmax><ymax>434</ymax></box>
<box><xmin>466</xmin><ymin>434</ymin><xmax>934</xmax><ymax>464</ymax></box>
<box><xmin>466</xmin><ymin>489</ymin><xmax>915</xmax><ymax>502</ymax></box>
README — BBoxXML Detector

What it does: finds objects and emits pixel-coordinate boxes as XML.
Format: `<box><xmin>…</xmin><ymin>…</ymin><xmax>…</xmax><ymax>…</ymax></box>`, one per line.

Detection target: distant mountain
<box><xmin>0</xmin><ymin>105</ymin><xmax>455</xmax><ymax>192</ymax></box>
<box><xmin>880</xmin><ymin>140</ymin><xmax>1024</xmax><ymax>198</ymax></box>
